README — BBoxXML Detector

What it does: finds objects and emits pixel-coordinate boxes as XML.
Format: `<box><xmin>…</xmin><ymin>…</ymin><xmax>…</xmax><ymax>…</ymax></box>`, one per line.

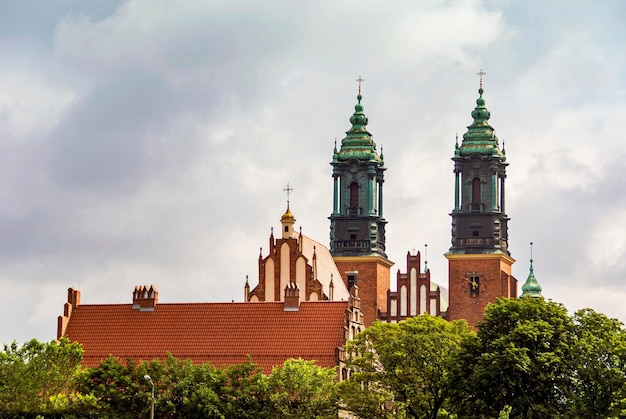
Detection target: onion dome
<box><xmin>520</xmin><ymin>259</ymin><xmax>543</xmax><ymax>299</ymax></box>
<box><xmin>336</xmin><ymin>93</ymin><xmax>383</xmax><ymax>163</ymax></box>
<box><xmin>281</xmin><ymin>204</ymin><xmax>295</xmax><ymax>221</ymax></box>
<box><xmin>458</xmin><ymin>87</ymin><xmax>505</xmax><ymax>158</ymax></box>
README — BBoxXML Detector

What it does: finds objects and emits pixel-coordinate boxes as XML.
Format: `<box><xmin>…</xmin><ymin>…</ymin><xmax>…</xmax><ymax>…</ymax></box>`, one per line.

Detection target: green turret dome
<box><xmin>520</xmin><ymin>259</ymin><xmax>543</xmax><ymax>299</ymax></box>
<box><xmin>459</xmin><ymin>87</ymin><xmax>505</xmax><ymax>158</ymax></box>
<box><xmin>336</xmin><ymin>94</ymin><xmax>382</xmax><ymax>163</ymax></box>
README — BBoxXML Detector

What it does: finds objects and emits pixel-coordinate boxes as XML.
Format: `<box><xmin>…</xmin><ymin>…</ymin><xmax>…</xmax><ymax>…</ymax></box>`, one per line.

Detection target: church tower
<box><xmin>329</xmin><ymin>79</ymin><xmax>393</xmax><ymax>326</ymax></box>
<box><xmin>445</xmin><ymin>74</ymin><xmax>517</xmax><ymax>326</ymax></box>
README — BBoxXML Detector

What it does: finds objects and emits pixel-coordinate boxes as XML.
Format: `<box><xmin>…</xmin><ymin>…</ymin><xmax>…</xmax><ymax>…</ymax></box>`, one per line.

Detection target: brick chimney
<box><xmin>57</xmin><ymin>287</ymin><xmax>81</xmax><ymax>339</ymax></box>
<box><xmin>132</xmin><ymin>285</ymin><xmax>159</xmax><ymax>312</ymax></box>
<box><xmin>283</xmin><ymin>283</ymin><xmax>300</xmax><ymax>311</ymax></box>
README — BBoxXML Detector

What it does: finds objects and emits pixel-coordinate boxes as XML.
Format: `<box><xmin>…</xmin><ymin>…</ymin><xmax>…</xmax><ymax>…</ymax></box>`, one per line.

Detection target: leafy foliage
<box><xmin>567</xmin><ymin>308</ymin><xmax>626</xmax><ymax>418</ymax></box>
<box><xmin>5</xmin><ymin>300</ymin><xmax>626</xmax><ymax>417</ymax></box>
<box><xmin>79</xmin><ymin>355</ymin><xmax>337</xmax><ymax>418</ymax></box>
<box><xmin>0</xmin><ymin>338</ymin><xmax>84</xmax><ymax>415</ymax></box>
<box><xmin>265</xmin><ymin>358</ymin><xmax>339</xmax><ymax>419</ymax></box>
<box><xmin>341</xmin><ymin>315</ymin><xmax>474</xmax><ymax>419</ymax></box>
<box><xmin>449</xmin><ymin>298</ymin><xmax>575</xmax><ymax>417</ymax></box>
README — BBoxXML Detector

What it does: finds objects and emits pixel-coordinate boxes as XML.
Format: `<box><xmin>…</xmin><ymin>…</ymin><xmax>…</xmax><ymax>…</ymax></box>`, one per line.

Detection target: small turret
<box><xmin>281</xmin><ymin>183</ymin><xmax>296</xmax><ymax>239</ymax></box>
<box><xmin>521</xmin><ymin>243</ymin><xmax>543</xmax><ymax>299</ymax></box>
<box><xmin>281</xmin><ymin>203</ymin><xmax>296</xmax><ymax>239</ymax></box>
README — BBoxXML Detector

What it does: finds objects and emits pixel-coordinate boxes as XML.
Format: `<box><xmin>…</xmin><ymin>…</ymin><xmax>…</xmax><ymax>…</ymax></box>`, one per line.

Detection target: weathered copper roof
<box><xmin>64</xmin><ymin>301</ymin><xmax>348</xmax><ymax>373</ymax></box>
<box><xmin>334</xmin><ymin>93</ymin><xmax>383</xmax><ymax>164</ymax></box>
<box><xmin>521</xmin><ymin>259</ymin><xmax>543</xmax><ymax>299</ymax></box>
<box><xmin>456</xmin><ymin>86</ymin><xmax>505</xmax><ymax>159</ymax></box>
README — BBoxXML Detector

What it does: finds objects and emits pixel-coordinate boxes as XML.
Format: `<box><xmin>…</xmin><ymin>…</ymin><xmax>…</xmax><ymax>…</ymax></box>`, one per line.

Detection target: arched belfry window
<box><xmin>472</xmin><ymin>177</ymin><xmax>481</xmax><ymax>204</ymax></box>
<box><xmin>350</xmin><ymin>182</ymin><xmax>359</xmax><ymax>213</ymax></box>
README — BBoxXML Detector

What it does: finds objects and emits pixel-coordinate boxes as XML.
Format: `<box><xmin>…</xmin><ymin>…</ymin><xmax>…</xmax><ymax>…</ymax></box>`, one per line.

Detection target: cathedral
<box><xmin>58</xmin><ymin>77</ymin><xmax>542</xmax><ymax>372</ymax></box>
<box><xmin>244</xmin><ymin>76</ymin><xmax>541</xmax><ymax>327</ymax></box>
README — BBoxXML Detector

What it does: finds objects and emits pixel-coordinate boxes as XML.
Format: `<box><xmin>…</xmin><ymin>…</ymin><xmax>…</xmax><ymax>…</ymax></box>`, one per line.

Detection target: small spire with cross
<box><xmin>283</xmin><ymin>183</ymin><xmax>293</xmax><ymax>206</ymax></box>
<box><xmin>477</xmin><ymin>68</ymin><xmax>486</xmax><ymax>89</ymax></box>
<box><xmin>424</xmin><ymin>244</ymin><xmax>428</xmax><ymax>273</ymax></box>
<box><xmin>356</xmin><ymin>75</ymin><xmax>365</xmax><ymax>96</ymax></box>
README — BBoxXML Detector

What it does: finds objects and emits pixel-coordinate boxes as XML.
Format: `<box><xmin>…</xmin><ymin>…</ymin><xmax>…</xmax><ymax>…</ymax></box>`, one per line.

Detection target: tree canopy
<box><xmin>341</xmin><ymin>314</ymin><xmax>473</xmax><ymax>419</ymax></box>
<box><xmin>4</xmin><ymin>298</ymin><xmax>626</xmax><ymax>417</ymax></box>
<box><xmin>0</xmin><ymin>338</ymin><xmax>85</xmax><ymax>415</ymax></box>
<box><xmin>449</xmin><ymin>298</ymin><xmax>626</xmax><ymax>418</ymax></box>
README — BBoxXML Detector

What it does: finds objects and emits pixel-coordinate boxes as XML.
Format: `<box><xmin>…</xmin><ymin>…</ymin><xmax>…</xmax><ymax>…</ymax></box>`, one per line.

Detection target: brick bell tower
<box><xmin>445</xmin><ymin>73</ymin><xmax>517</xmax><ymax>326</ymax></box>
<box><xmin>329</xmin><ymin>78</ymin><xmax>393</xmax><ymax>326</ymax></box>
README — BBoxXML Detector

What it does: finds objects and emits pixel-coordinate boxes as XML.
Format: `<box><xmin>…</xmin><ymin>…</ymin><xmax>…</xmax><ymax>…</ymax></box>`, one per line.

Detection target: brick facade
<box><xmin>445</xmin><ymin>253</ymin><xmax>517</xmax><ymax>326</ymax></box>
<box><xmin>379</xmin><ymin>251</ymin><xmax>443</xmax><ymax>322</ymax></box>
<box><xmin>248</xmin><ymin>228</ymin><xmax>350</xmax><ymax>303</ymax></box>
<box><xmin>333</xmin><ymin>255</ymin><xmax>392</xmax><ymax>326</ymax></box>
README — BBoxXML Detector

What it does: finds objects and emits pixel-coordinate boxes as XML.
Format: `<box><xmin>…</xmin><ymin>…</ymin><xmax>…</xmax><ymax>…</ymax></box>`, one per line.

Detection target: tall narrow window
<box><xmin>472</xmin><ymin>177</ymin><xmax>481</xmax><ymax>203</ymax></box>
<box><xmin>347</xmin><ymin>274</ymin><xmax>356</xmax><ymax>289</ymax></box>
<box><xmin>350</xmin><ymin>182</ymin><xmax>359</xmax><ymax>208</ymax></box>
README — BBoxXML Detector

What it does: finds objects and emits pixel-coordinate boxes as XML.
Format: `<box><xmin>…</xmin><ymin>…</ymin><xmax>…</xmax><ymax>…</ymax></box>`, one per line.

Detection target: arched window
<box><xmin>350</xmin><ymin>182</ymin><xmax>359</xmax><ymax>209</ymax></box>
<box><xmin>472</xmin><ymin>177</ymin><xmax>481</xmax><ymax>203</ymax></box>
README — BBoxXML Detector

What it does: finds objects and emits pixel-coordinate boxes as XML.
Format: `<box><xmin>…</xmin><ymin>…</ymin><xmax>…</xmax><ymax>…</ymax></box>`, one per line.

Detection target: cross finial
<box><xmin>477</xmin><ymin>68</ymin><xmax>486</xmax><ymax>89</ymax></box>
<box><xmin>530</xmin><ymin>241</ymin><xmax>534</xmax><ymax>261</ymax></box>
<box><xmin>283</xmin><ymin>183</ymin><xmax>293</xmax><ymax>204</ymax></box>
<box><xmin>356</xmin><ymin>75</ymin><xmax>365</xmax><ymax>95</ymax></box>
<box><xmin>424</xmin><ymin>244</ymin><xmax>428</xmax><ymax>273</ymax></box>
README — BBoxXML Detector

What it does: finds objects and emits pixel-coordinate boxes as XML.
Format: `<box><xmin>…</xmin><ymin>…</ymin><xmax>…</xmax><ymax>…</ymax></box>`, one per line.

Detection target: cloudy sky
<box><xmin>0</xmin><ymin>0</ymin><xmax>624</xmax><ymax>344</ymax></box>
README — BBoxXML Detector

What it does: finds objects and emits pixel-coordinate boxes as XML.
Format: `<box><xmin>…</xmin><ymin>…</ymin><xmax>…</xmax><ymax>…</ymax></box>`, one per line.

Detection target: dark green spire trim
<box><xmin>459</xmin><ymin>87</ymin><xmax>505</xmax><ymax>158</ymax></box>
<box><xmin>336</xmin><ymin>94</ymin><xmax>383</xmax><ymax>163</ymax></box>
<box><xmin>521</xmin><ymin>259</ymin><xmax>543</xmax><ymax>299</ymax></box>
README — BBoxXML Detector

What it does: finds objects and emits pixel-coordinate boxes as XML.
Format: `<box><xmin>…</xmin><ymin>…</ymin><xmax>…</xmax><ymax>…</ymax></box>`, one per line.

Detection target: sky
<box><xmin>0</xmin><ymin>0</ymin><xmax>625</xmax><ymax>344</ymax></box>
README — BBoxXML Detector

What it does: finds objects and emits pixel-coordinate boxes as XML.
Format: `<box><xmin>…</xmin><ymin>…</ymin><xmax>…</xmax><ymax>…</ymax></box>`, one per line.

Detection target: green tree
<box><xmin>77</xmin><ymin>356</ymin><xmax>148</xmax><ymax>417</ymax></box>
<box><xmin>341</xmin><ymin>315</ymin><xmax>473</xmax><ymax>419</ymax></box>
<box><xmin>566</xmin><ymin>308</ymin><xmax>626</xmax><ymax>418</ymax></box>
<box><xmin>80</xmin><ymin>354</ymin><xmax>228</xmax><ymax>417</ymax></box>
<box><xmin>264</xmin><ymin>358</ymin><xmax>339</xmax><ymax>419</ymax></box>
<box><xmin>220</xmin><ymin>359</ymin><xmax>268</xmax><ymax>418</ymax></box>
<box><xmin>166</xmin><ymin>360</ymin><xmax>227</xmax><ymax>418</ymax></box>
<box><xmin>449</xmin><ymin>298</ymin><xmax>575</xmax><ymax>418</ymax></box>
<box><xmin>0</xmin><ymin>338</ymin><xmax>84</xmax><ymax>415</ymax></box>
<box><xmin>81</xmin><ymin>355</ymin><xmax>271</xmax><ymax>418</ymax></box>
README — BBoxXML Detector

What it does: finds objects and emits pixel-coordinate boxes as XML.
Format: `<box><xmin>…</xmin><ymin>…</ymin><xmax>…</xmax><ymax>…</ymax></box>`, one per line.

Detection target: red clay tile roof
<box><xmin>64</xmin><ymin>301</ymin><xmax>348</xmax><ymax>373</ymax></box>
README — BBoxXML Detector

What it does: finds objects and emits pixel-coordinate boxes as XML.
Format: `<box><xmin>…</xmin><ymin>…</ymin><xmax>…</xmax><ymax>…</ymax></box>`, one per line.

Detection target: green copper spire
<box><xmin>521</xmin><ymin>243</ymin><xmax>543</xmax><ymax>298</ymax></box>
<box><xmin>458</xmin><ymin>82</ymin><xmax>504</xmax><ymax>158</ymax></box>
<box><xmin>336</xmin><ymin>86</ymin><xmax>382</xmax><ymax>163</ymax></box>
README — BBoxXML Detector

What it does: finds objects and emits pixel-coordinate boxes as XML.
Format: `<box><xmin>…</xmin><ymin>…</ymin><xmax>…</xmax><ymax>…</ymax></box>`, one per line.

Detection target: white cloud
<box><xmin>0</xmin><ymin>0</ymin><xmax>625</xmax><ymax>344</ymax></box>
<box><xmin>0</xmin><ymin>69</ymin><xmax>76</xmax><ymax>139</ymax></box>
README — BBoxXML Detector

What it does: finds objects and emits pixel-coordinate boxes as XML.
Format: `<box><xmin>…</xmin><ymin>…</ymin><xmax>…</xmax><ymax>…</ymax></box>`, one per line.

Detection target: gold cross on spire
<box><xmin>477</xmin><ymin>68</ymin><xmax>486</xmax><ymax>89</ymax></box>
<box><xmin>356</xmin><ymin>75</ymin><xmax>365</xmax><ymax>95</ymax></box>
<box><xmin>283</xmin><ymin>183</ymin><xmax>293</xmax><ymax>204</ymax></box>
